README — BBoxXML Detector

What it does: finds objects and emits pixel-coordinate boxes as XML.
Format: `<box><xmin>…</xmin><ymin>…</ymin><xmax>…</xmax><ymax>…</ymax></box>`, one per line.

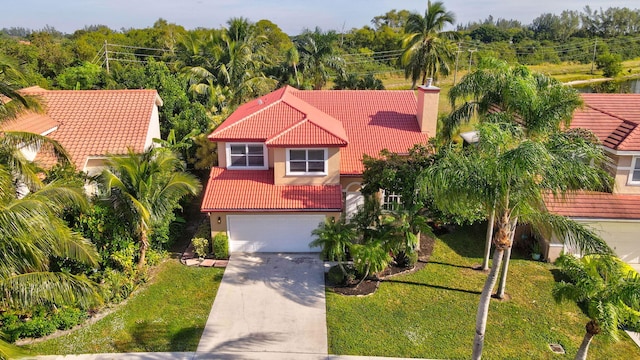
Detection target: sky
<box><xmin>2</xmin><ymin>0</ymin><xmax>640</xmax><ymax>35</ymax></box>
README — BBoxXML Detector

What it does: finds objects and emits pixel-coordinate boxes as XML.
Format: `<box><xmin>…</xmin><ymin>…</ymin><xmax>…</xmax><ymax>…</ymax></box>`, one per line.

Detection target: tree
<box><xmin>554</xmin><ymin>254</ymin><xmax>640</xmax><ymax>360</ymax></box>
<box><xmin>596</xmin><ymin>53</ymin><xmax>623</xmax><ymax>78</ymax></box>
<box><xmin>0</xmin><ymin>54</ymin><xmax>42</xmax><ymax>120</ymax></box>
<box><xmin>310</xmin><ymin>217</ymin><xmax>356</xmax><ymax>277</ymax></box>
<box><xmin>101</xmin><ymin>147</ymin><xmax>201</xmax><ymax>267</ymax></box>
<box><xmin>296</xmin><ymin>28</ymin><xmax>345</xmax><ymax>90</ymax></box>
<box><xmin>400</xmin><ymin>1</ymin><xmax>458</xmax><ymax>88</ymax></box>
<box><xmin>420</xmin><ymin>122</ymin><xmax>614</xmax><ymax>360</ymax></box>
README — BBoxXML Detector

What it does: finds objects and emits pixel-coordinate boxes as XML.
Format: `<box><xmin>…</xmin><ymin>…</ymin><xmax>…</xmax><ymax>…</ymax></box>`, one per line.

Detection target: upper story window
<box><xmin>629</xmin><ymin>157</ymin><xmax>640</xmax><ymax>185</ymax></box>
<box><xmin>226</xmin><ymin>143</ymin><xmax>267</xmax><ymax>169</ymax></box>
<box><xmin>381</xmin><ymin>190</ymin><xmax>402</xmax><ymax>211</ymax></box>
<box><xmin>286</xmin><ymin>148</ymin><xmax>327</xmax><ymax>175</ymax></box>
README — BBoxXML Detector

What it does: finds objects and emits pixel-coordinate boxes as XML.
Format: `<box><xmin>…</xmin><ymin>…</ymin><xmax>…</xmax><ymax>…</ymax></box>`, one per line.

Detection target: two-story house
<box><xmin>544</xmin><ymin>93</ymin><xmax>640</xmax><ymax>271</ymax></box>
<box><xmin>201</xmin><ymin>85</ymin><xmax>439</xmax><ymax>253</ymax></box>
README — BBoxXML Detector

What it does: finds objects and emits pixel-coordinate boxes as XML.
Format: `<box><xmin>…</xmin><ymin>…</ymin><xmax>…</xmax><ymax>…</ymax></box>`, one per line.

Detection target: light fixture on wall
<box><xmin>331</xmin><ymin>216</ymin><xmax>335</xmax><ymax>223</ymax></box>
<box><xmin>217</xmin><ymin>216</ymin><xmax>222</xmax><ymax>224</ymax></box>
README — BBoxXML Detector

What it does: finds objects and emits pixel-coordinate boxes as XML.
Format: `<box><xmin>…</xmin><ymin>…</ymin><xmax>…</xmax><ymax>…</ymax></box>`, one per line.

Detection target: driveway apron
<box><xmin>196</xmin><ymin>253</ymin><xmax>327</xmax><ymax>357</ymax></box>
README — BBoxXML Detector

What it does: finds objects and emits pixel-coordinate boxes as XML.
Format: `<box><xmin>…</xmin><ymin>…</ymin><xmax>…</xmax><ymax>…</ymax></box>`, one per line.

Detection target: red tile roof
<box><xmin>546</xmin><ymin>192</ymin><xmax>640</xmax><ymax>220</ymax></box>
<box><xmin>10</xmin><ymin>87</ymin><xmax>161</xmax><ymax>169</ymax></box>
<box><xmin>573</xmin><ymin>94</ymin><xmax>640</xmax><ymax>151</ymax></box>
<box><xmin>201</xmin><ymin>168</ymin><xmax>343</xmax><ymax>212</ymax></box>
<box><xmin>0</xmin><ymin>111</ymin><xmax>59</xmax><ymax>135</ymax></box>
<box><xmin>210</xmin><ymin>86</ymin><xmax>429</xmax><ymax>175</ymax></box>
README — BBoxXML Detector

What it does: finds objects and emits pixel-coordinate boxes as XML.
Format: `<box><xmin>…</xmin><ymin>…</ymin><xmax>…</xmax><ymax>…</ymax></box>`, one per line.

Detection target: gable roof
<box><xmin>210</xmin><ymin>86</ymin><xmax>429</xmax><ymax>175</ymax></box>
<box><xmin>201</xmin><ymin>168</ymin><xmax>342</xmax><ymax>212</ymax></box>
<box><xmin>573</xmin><ymin>94</ymin><xmax>640</xmax><ymax>151</ymax></box>
<box><xmin>9</xmin><ymin>86</ymin><xmax>162</xmax><ymax>169</ymax></box>
<box><xmin>546</xmin><ymin>191</ymin><xmax>640</xmax><ymax>220</ymax></box>
<box><xmin>211</xmin><ymin>86</ymin><xmax>348</xmax><ymax>146</ymax></box>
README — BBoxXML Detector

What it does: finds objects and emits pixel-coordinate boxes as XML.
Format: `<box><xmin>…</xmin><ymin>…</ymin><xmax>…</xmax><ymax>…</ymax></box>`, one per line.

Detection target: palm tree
<box><xmin>444</xmin><ymin>58</ymin><xmax>584</xmax><ymax>277</ymax></box>
<box><xmin>101</xmin><ymin>147</ymin><xmax>201</xmax><ymax>267</ymax></box>
<box><xmin>296</xmin><ymin>28</ymin><xmax>345</xmax><ymax>90</ymax></box>
<box><xmin>401</xmin><ymin>1</ymin><xmax>458</xmax><ymax>89</ymax></box>
<box><xmin>420</xmin><ymin>122</ymin><xmax>614</xmax><ymax>360</ymax></box>
<box><xmin>310</xmin><ymin>217</ymin><xmax>356</xmax><ymax>277</ymax></box>
<box><xmin>554</xmin><ymin>254</ymin><xmax>640</xmax><ymax>360</ymax></box>
<box><xmin>0</xmin><ymin>54</ymin><xmax>41</xmax><ymax>120</ymax></box>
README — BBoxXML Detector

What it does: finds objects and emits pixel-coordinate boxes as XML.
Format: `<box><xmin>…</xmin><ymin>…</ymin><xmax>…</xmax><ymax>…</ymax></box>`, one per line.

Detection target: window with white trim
<box><xmin>226</xmin><ymin>143</ymin><xmax>267</xmax><ymax>169</ymax></box>
<box><xmin>286</xmin><ymin>148</ymin><xmax>327</xmax><ymax>175</ymax></box>
<box><xmin>381</xmin><ymin>190</ymin><xmax>402</xmax><ymax>211</ymax></box>
<box><xmin>630</xmin><ymin>157</ymin><xmax>640</xmax><ymax>185</ymax></box>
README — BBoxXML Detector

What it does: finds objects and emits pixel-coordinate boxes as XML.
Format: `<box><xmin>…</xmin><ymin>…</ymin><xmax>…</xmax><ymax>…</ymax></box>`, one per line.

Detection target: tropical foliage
<box><xmin>401</xmin><ymin>1</ymin><xmax>458</xmax><ymax>88</ymax></box>
<box><xmin>101</xmin><ymin>147</ymin><xmax>201</xmax><ymax>267</ymax></box>
<box><xmin>554</xmin><ymin>254</ymin><xmax>640</xmax><ymax>360</ymax></box>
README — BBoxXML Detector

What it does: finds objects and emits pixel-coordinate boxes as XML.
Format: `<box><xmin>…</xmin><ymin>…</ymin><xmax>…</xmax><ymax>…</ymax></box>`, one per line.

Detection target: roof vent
<box><xmin>257</xmin><ymin>99</ymin><xmax>264</xmax><ymax>105</ymax></box>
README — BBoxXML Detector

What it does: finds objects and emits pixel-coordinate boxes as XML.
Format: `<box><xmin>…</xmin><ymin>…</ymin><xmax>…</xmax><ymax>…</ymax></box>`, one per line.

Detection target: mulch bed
<box><xmin>329</xmin><ymin>232</ymin><xmax>436</xmax><ymax>296</ymax></box>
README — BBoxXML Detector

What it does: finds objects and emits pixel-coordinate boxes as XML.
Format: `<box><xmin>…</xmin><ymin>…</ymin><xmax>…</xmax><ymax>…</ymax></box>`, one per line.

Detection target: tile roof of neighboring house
<box><xmin>0</xmin><ymin>111</ymin><xmax>59</xmax><ymax>135</ymax></box>
<box><xmin>201</xmin><ymin>168</ymin><xmax>343</xmax><ymax>212</ymax></box>
<box><xmin>573</xmin><ymin>94</ymin><xmax>640</xmax><ymax>151</ymax></box>
<box><xmin>11</xmin><ymin>86</ymin><xmax>162</xmax><ymax>169</ymax></box>
<box><xmin>545</xmin><ymin>191</ymin><xmax>640</xmax><ymax>220</ymax></box>
<box><xmin>210</xmin><ymin>86</ymin><xmax>429</xmax><ymax>175</ymax></box>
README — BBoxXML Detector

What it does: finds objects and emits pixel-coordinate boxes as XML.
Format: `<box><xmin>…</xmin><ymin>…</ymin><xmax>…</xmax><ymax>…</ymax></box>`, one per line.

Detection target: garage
<box><xmin>581</xmin><ymin>220</ymin><xmax>640</xmax><ymax>265</ymax></box>
<box><xmin>227</xmin><ymin>214</ymin><xmax>326</xmax><ymax>252</ymax></box>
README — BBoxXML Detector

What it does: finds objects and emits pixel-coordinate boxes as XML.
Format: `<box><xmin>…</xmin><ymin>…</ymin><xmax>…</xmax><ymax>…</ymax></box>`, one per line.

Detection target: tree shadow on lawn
<box><xmin>113</xmin><ymin>321</ymin><xmax>203</xmax><ymax>352</ymax></box>
<box><xmin>439</xmin><ymin>223</ymin><xmax>531</xmax><ymax>263</ymax></box>
<box><xmin>383</xmin><ymin>278</ymin><xmax>481</xmax><ymax>295</ymax></box>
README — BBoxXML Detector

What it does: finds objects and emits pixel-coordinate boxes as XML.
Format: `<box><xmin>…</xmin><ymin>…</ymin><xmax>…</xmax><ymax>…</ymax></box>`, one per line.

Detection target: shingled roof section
<box><xmin>545</xmin><ymin>191</ymin><xmax>640</xmax><ymax>220</ymax></box>
<box><xmin>14</xmin><ymin>86</ymin><xmax>162</xmax><ymax>169</ymax></box>
<box><xmin>574</xmin><ymin>94</ymin><xmax>640</xmax><ymax>151</ymax></box>
<box><xmin>201</xmin><ymin>168</ymin><xmax>343</xmax><ymax>212</ymax></box>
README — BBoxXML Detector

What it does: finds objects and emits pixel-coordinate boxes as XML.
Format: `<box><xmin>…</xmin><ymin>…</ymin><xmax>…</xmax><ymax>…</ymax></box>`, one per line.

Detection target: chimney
<box><xmin>416</xmin><ymin>78</ymin><xmax>440</xmax><ymax>138</ymax></box>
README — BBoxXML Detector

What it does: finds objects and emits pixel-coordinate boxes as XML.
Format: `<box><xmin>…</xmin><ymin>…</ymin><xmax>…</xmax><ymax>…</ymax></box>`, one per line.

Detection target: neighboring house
<box><xmin>201</xmin><ymin>85</ymin><xmax>439</xmax><ymax>253</ymax></box>
<box><xmin>543</xmin><ymin>93</ymin><xmax>640</xmax><ymax>270</ymax></box>
<box><xmin>1</xmin><ymin>86</ymin><xmax>163</xmax><ymax>176</ymax></box>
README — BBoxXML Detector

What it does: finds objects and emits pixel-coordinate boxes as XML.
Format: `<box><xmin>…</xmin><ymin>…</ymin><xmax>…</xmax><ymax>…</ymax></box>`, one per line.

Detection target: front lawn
<box><xmin>326</xmin><ymin>224</ymin><xmax>640</xmax><ymax>359</ymax></box>
<box><xmin>26</xmin><ymin>259</ymin><xmax>223</xmax><ymax>355</ymax></box>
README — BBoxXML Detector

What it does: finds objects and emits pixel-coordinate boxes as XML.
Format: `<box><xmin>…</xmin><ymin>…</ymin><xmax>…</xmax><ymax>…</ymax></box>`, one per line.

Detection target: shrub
<box><xmin>15</xmin><ymin>316</ymin><xmax>57</xmax><ymax>340</ymax></box>
<box><xmin>145</xmin><ymin>248</ymin><xmax>167</xmax><ymax>266</ymax></box>
<box><xmin>50</xmin><ymin>308</ymin><xmax>87</xmax><ymax>331</ymax></box>
<box><xmin>213</xmin><ymin>232</ymin><xmax>229</xmax><ymax>259</ymax></box>
<box><xmin>327</xmin><ymin>265</ymin><xmax>346</xmax><ymax>285</ymax></box>
<box><xmin>596</xmin><ymin>53</ymin><xmax>623</xmax><ymax>78</ymax></box>
<box><xmin>395</xmin><ymin>250</ymin><xmax>418</xmax><ymax>268</ymax></box>
<box><xmin>191</xmin><ymin>237</ymin><xmax>209</xmax><ymax>258</ymax></box>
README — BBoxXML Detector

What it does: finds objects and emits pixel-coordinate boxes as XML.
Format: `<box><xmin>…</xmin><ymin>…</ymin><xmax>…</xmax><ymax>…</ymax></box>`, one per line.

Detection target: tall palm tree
<box><xmin>444</xmin><ymin>58</ymin><xmax>584</xmax><ymax>279</ymax></box>
<box><xmin>420</xmin><ymin>122</ymin><xmax>614</xmax><ymax>360</ymax></box>
<box><xmin>296</xmin><ymin>28</ymin><xmax>345</xmax><ymax>90</ymax></box>
<box><xmin>554</xmin><ymin>254</ymin><xmax>640</xmax><ymax>360</ymax></box>
<box><xmin>401</xmin><ymin>1</ymin><xmax>458</xmax><ymax>89</ymax></box>
<box><xmin>101</xmin><ymin>147</ymin><xmax>201</xmax><ymax>267</ymax></box>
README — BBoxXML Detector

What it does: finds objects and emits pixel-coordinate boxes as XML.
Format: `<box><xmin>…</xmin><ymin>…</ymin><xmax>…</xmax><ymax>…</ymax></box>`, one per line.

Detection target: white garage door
<box><xmin>580</xmin><ymin>221</ymin><xmax>640</xmax><ymax>264</ymax></box>
<box><xmin>227</xmin><ymin>214</ymin><xmax>326</xmax><ymax>253</ymax></box>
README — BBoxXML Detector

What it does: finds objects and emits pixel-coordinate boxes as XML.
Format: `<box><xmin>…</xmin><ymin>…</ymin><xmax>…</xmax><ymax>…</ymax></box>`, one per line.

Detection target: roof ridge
<box><xmin>265</xmin><ymin>118</ymin><xmax>308</xmax><ymax>144</ymax></box>
<box><xmin>586</xmin><ymin>104</ymin><xmax>637</xmax><ymax>124</ymax></box>
<box><xmin>212</xmin><ymin>89</ymin><xmax>289</xmax><ymax>138</ymax></box>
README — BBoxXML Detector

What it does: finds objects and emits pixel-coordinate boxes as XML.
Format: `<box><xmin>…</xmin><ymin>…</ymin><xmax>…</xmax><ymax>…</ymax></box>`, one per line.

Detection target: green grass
<box><xmin>26</xmin><ymin>259</ymin><xmax>223</xmax><ymax>355</ymax></box>
<box><xmin>326</xmin><ymin>224</ymin><xmax>640</xmax><ymax>359</ymax></box>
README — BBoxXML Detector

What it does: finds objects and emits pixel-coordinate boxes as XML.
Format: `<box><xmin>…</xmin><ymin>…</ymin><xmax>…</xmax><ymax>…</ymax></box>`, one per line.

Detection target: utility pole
<box><xmin>453</xmin><ymin>42</ymin><xmax>462</xmax><ymax>85</ymax></box>
<box><xmin>104</xmin><ymin>40</ymin><xmax>110</xmax><ymax>74</ymax></box>
<box><xmin>468</xmin><ymin>48</ymin><xmax>477</xmax><ymax>73</ymax></box>
<box><xmin>590</xmin><ymin>38</ymin><xmax>598</xmax><ymax>74</ymax></box>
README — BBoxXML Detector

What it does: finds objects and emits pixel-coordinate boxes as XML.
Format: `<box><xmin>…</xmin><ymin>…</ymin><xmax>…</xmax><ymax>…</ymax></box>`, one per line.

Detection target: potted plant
<box><xmin>531</xmin><ymin>241</ymin><xmax>541</xmax><ymax>261</ymax></box>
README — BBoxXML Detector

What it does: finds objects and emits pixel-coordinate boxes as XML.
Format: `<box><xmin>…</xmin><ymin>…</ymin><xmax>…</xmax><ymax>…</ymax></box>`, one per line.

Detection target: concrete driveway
<box><xmin>196</xmin><ymin>253</ymin><xmax>327</xmax><ymax>359</ymax></box>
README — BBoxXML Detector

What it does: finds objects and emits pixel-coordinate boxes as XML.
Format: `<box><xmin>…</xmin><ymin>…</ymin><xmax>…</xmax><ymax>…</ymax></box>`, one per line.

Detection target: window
<box><xmin>630</xmin><ymin>157</ymin><xmax>640</xmax><ymax>184</ymax></box>
<box><xmin>227</xmin><ymin>143</ymin><xmax>266</xmax><ymax>169</ymax></box>
<box><xmin>381</xmin><ymin>190</ymin><xmax>402</xmax><ymax>211</ymax></box>
<box><xmin>286</xmin><ymin>149</ymin><xmax>327</xmax><ymax>175</ymax></box>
